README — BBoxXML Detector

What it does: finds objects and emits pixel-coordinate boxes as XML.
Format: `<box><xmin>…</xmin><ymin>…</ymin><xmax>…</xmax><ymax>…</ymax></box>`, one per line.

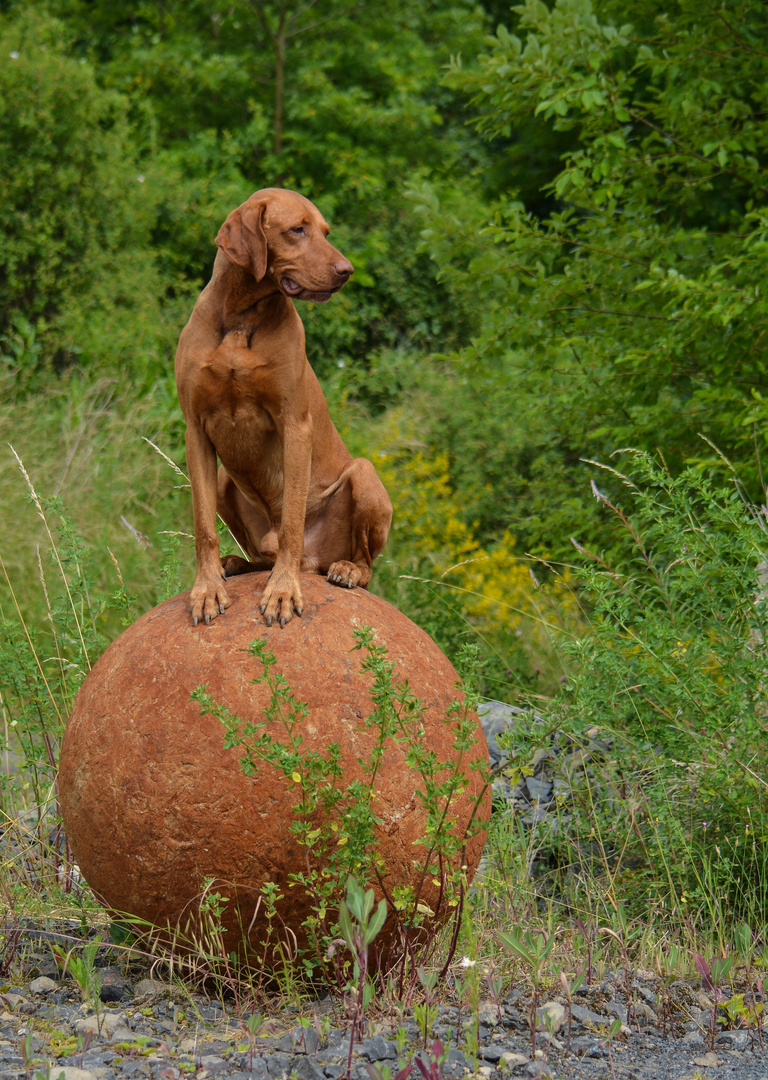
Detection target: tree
<box><xmin>0</xmin><ymin>10</ymin><xmax>174</xmax><ymax>365</ymax></box>
<box><xmin>32</xmin><ymin>0</ymin><xmax>496</xmax><ymax>372</ymax></box>
<box><xmin>412</xmin><ymin>0</ymin><xmax>768</xmax><ymax>554</ymax></box>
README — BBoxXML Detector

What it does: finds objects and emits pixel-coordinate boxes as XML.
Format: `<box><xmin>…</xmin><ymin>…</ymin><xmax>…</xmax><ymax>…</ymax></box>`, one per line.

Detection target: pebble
<box><xmin>536</xmin><ymin>1002</ymin><xmax>565</xmax><ymax>1032</ymax></box>
<box><xmin>4</xmin><ymin>959</ymin><xmax>760</xmax><ymax>1080</ymax></box>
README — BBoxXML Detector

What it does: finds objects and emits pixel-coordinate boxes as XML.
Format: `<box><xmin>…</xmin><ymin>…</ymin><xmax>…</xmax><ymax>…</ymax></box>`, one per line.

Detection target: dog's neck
<box><xmin>209</xmin><ymin>250</ymin><xmax>283</xmax><ymax>321</ymax></box>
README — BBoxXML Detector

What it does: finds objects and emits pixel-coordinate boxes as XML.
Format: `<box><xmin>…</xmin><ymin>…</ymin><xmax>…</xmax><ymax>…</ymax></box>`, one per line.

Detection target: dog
<box><xmin>175</xmin><ymin>187</ymin><xmax>393</xmax><ymax>628</ymax></box>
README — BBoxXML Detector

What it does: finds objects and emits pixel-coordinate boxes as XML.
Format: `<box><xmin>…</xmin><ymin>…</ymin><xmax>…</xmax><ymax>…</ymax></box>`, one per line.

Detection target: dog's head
<box><xmin>215</xmin><ymin>188</ymin><xmax>353</xmax><ymax>303</ymax></box>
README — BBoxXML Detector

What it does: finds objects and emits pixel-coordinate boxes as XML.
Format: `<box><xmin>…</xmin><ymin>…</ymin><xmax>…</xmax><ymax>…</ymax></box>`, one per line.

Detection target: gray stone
<box><xmin>605</xmin><ymin>1001</ymin><xmax>627</xmax><ymax>1023</ymax></box>
<box><xmin>444</xmin><ymin>1047</ymin><xmax>467</xmax><ymax>1070</ymax></box>
<box><xmin>499</xmin><ymin>1051</ymin><xmax>529</xmax><ymax>1068</ymax></box>
<box><xmin>525</xmin><ymin>777</ymin><xmax>552</xmax><ymax>803</ymax></box>
<box><xmin>199</xmin><ymin>1055</ymin><xmax>230</xmax><ymax>1072</ymax></box>
<box><xmin>132</xmin><ymin>980</ymin><xmax>169</xmax><ymax>1000</ymax></box>
<box><xmin>29</xmin><ymin>977</ymin><xmax>57</xmax><ymax>995</ymax></box>
<box><xmin>715</xmin><ymin>1029</ymin><xmax>752</xmax><ymax>1050</ymax></box>
<box><xmin>265</xmin><ymin>1052</ymin><xmax>292</xmax><ymax>1079</ymax></box>
<box><xmin>74</xmin><ymin>1012</ymin><xmax>129</xmax><ymax>1039</ymax></box>
<box><xmin>569</xmin><ymin>1003</ymin><xmax>610</xmax><ymax>1027</ymax></box>
<box><xmin>479</xmin><ymin>1045</ymin><xmax>504</xmax><ymax>1062</ymax></box>
<box><xmin>360</xmin><ymin>1035</ymin><xmax>394</xmax><ymax>1061</ymax></box>
<box><xmin>477</xmin><ymin>702</ymin><xmax>526</xmax><ymax>769</ymax></box>
<box><xmin>536</xmin><ymin>1002</ymin><xmax>565</xmax><ymax>1032</ymax></box>
<box><xmin>477</xmin><ymin>1003</ymin><xmax>500</xmax><ymax>1027</ymax></box>
<box><xmin>117</xmin><ymin>1062</ymin><xmax>150</xmax><ymax>1076</ymax></box>
<box><xmin>276</xmin><ymin>1027</ymin><xmax>319</xmax><ymax>1054</ymax></box>
<box><xmin>314</xmin><ymin>1045</ymin><xmax>346</xmax><ymax>1066</ymax></box>
<box><xmin>196</xmin><ymin>1004</ymin><xmax>224</xmax><ymax>1020</ymax></box>
<box><xmin>291</xmin><ymin>1057</ymin><xmax>327</xmax><ymax>1080</ymax></box>
<box><xmin>99</xmin><ymin>969</ymin><xmax>132</xmax><ymax>1004</ymax></box>
<box><xmin>48</xmin><ymin>1069</ymin><xmax>97</xmax><ymax>1080</ymax></box>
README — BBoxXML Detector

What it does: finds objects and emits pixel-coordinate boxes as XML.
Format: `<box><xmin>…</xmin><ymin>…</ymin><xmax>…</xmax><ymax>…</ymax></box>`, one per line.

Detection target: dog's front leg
<box><xmin>186</xmin><ymin>424</ymin><xmax>231</xmax><ymax>625</ymax></box>
<box><xmin>259</xmin><ymin>412</ymin><xmax>313</xmax><ymax>628</ymax></box>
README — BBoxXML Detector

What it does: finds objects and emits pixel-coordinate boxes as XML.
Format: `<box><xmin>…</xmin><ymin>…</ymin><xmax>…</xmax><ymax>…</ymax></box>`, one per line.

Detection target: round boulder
<box><xmin>59</xmin><ymin>572</ymin><xmax>491</xmax><ymax>962</ymax></box>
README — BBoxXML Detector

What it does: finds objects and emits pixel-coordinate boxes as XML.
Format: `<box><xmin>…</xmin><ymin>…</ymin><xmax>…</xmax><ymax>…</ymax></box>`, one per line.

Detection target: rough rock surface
<box><xmin>58</xmin><ymin>573</ymin><xmax>491</xmax><ymax>957</ymax></box>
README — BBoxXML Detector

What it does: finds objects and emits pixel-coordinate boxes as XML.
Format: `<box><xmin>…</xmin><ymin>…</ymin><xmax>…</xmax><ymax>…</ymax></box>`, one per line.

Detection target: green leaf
<box><xmin>364</xmin><ymin>898</ymin><xmax>388</xmax><ymax>945</ymax></box>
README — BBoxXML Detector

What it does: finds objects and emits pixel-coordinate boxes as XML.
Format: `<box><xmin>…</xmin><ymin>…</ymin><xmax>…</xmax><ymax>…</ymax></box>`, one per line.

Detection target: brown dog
<box><xmin>175</xmin><ymin>187</ymin><xmax>393</xmax><ymax>628</ymax></box>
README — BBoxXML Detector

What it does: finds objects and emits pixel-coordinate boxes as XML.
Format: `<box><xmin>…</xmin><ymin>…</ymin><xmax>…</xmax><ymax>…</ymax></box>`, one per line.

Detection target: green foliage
<box><xmin>1</xmin><ymin>0</ymin><xmax>496</xmax><ymax>377</ymax></box>
<box><xmin>52</xmin><ymin>940</ymin><xmax>103</xmax><ymax>1023</ymax></box>
<box><xmin>0</xmin><ymin>10</ymin><xmax>179</xmax><ymax>366</ymax></box>
<box><xmin>412</xmin><ymin>0</ymin><xmax>768</xmax><ymax>555</ymax></box>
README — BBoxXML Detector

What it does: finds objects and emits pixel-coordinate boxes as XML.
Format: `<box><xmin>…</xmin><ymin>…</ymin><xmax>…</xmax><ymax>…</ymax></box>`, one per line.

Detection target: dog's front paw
<box><xmin>327</xmin><ymin>561</ymin><xmax>370</xmax><ymax>589</ymax></box>
<box><xmin>259</xmin><ymin>569</ymin><xmax>303</xmax><ymax>628</ymax></box>
<box><xmin>190</xmin><ymin>574</ymin><xmax>231</xmax><ymax>626</ymax></box>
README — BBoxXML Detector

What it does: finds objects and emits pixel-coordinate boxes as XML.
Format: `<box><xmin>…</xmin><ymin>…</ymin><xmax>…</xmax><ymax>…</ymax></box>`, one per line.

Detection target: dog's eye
<box><xmin>289</xmin><ymin>226</ymin><xmax>306</xmax><ymax>236</ymax></box>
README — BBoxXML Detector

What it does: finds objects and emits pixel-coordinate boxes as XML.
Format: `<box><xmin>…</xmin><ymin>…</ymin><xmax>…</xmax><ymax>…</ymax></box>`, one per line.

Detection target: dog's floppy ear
<box><xmin>215</xmin><ymin>200</ymin><xmax>268</xmax><ymax>281</ymax></box>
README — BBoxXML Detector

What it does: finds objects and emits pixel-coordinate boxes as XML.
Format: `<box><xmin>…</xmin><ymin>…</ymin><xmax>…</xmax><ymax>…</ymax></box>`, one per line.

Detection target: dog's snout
<box><xmin>335</xmin><ymin>258</ymin><xmax>354</xmax><ymax>279</ymax></box>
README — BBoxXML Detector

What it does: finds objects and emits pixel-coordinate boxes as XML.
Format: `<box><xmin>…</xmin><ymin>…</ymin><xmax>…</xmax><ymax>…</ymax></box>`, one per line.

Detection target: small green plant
<box><xmin>453</xmin><ymin>954</ymin><xmax>480</xmax><ymax>1070</ymax></box>
<box><xmin>412</xmin><ymin>1039</ymin><xmax>448</xmax><ymax>1080</ymax></box>
<box><xmin>414</xmin><ymin>967</ymin><xmax>439</xmax><ymax>1047</ymax></box>
<box><xmin>394</xmin><ymin>1025</ymin><xmax>410</xmax><ymax>1071</ymax></box>
<box><xmin>191</xmin><ymin>627</ymin><xmax>490</xmax><ymax>992</ymax></box>
<box><xmin>52</xmin><ymin>940</ymin><xmax>103</xmax><ymax>1030</ymax></box>
<box><xmin>367</xmin><ymin>1062</ymin><xmax>413</xmax><ymax>1080</ymax></box>
<box><xmin>599</xmin><ymin>1017</ymin><xmax>623</xmax><ymax>1080</ymax></box>
<box><xmin>77</xmin><ymin>1029</ymin><xmax>94</xmax><ymax>1068</ymax></box>
<box><xmin>334</xmin><ymin>876</ymin><xmax>388</xmax><ymax>1072</ymax></box>
<box><xmin>497</xmin><ymin>927</ymin><xmax>555</xmax><ymax>1059</ymax></box>
<box><xmin>238</xmin><ymin>1011</ymin><xmax>263</xmax><ymax>1072</ymax></box>
<box><xmin>598</xmin><ymin>905</ymin><xmax>640</xmax><ymax>1031</ymax></box>
<box><xmin>559</xmin><ymin>967</ymin><xmax>586</xmax><ymax>1055</ymax></box>
<box><xmin>695</xmin><ymin>952</ymin><xmax>733</xmax><ymax>1051</ymax></box>
<box><xmin>20</xmin><ymin>1032</ymin><xmax>36</xmax><ymax>1080</ymax></box>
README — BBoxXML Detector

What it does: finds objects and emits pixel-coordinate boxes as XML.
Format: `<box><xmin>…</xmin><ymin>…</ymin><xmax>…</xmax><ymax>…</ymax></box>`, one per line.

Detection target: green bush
<box><xmin>0</xmin><ymin>11</ymin><xmax>176</xmax><ymax>365</ymax></box>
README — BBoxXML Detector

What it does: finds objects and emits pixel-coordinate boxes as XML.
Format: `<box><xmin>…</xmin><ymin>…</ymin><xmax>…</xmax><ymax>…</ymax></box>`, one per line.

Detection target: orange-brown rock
<box><xmin>59</xmin><ymin>572</ymin><xmax>491</xmax><ymax>964</ymax></box>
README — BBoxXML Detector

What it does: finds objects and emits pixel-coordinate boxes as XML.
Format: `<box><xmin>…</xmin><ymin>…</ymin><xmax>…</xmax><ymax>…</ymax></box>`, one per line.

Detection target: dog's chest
<box><xmin>195</xmin><ymin>337</ymin><xmax>275</xmax><ymax>418</ymax></box>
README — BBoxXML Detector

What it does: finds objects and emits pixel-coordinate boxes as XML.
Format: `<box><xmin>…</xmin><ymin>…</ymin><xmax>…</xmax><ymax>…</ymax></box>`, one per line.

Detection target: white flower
<box><xmin>137</xmin><ymin>175</ymin><xmax>145</xmax><ymax>183</ymax></box>
<box><xmin>460</xmin><ymin>956</ymin><xmax>476</xmax><ymax>968</ymax></box>
<box><xmin>10</xmin><ymin>51</ymin><xmax>19</xmax><ymax>60</ymax></box>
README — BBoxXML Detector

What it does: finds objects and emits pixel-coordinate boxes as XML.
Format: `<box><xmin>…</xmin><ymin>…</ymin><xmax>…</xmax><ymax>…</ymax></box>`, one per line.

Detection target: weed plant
<box><xmin>190</xmin><ymin>629</ymin><xmax>491</xmax><ymax>993</ymax></box>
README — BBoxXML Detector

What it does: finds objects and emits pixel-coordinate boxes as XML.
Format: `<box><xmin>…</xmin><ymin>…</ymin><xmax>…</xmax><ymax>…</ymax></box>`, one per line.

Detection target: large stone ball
<box><xmin>59</xmin><ymin>573</ymin><xmax>490</xmax><ymax>962</ymax></box>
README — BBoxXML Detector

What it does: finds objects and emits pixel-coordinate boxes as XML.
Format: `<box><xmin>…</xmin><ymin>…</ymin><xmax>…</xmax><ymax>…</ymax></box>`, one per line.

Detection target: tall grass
<box><xmin>0</xmin><ymin>369</ymin><xmax>191</xmax><ymax>895</ymax></box>
<box><xmin>472</xmin><ymin>451</ymin><xmax>768</xmax><ymax>952</ymax></box>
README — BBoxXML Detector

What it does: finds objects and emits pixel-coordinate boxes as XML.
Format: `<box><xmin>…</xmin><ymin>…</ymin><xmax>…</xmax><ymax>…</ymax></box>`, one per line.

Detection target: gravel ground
<box><xmin>1</xmin><ymin>937</ymin><xmax>766</xmax><ymax>1080</ymax></box>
